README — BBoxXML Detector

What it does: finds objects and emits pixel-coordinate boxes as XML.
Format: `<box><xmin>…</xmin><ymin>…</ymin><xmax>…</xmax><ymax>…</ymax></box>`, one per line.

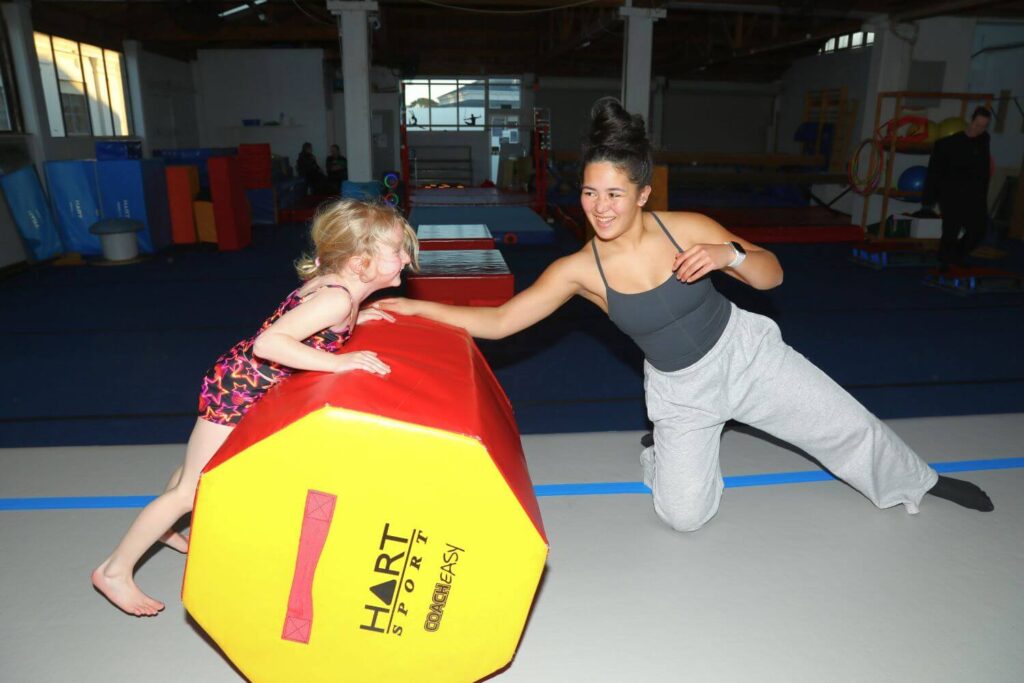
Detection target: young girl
<box><xmin>380</xmin><ymin>97</ymin><xmax>992</xmax><ymax>533</ymax></box>
<box><xmin>92</xmin><ymin>199</ymin><xmax>418</xmax><ymax>616</ymax></box>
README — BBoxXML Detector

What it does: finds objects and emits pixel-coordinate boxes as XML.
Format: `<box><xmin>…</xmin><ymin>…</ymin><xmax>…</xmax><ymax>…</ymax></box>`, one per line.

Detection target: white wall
<box><xmin>138</xmin><ymin>50</ymin><xmax>198</xmax><ymax>151</ymax></box>
<box><xmin>777</xmin><ymin>47</ymin><xmax>872</xmax><ymax>157</ymax></box>
<box><xmin>912</xmin><ymin>16</ymin><xmax>977</xmax><ymax>120</ymax></box>
<box><xmin>661</xmin><ymin>83</ymin><xmax>776</xmax><ymax>154</ymax></box>
<box><xmin>195</xmin><ymin>49</ymin><xmax>328</xmax><ymax>164</ymax></box>
<box><xmin>970</xmin><ymin>21</ymin><xmax>1024</xmax><ymax>171</ymax></box>
<box><xmin>534</xmin><ymin>78</ymin><xmax>619</xmax><ymax>152</ymax></box>
<box><xmin>535</xmin><ymin>77</ymin><xmax>776</xmax><ymax>155</ymax></box>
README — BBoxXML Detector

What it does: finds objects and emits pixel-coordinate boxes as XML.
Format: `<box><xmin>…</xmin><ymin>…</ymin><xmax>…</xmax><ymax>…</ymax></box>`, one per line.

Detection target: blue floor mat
<box><xmin>2</xmin><ymin>224</ymin><xmax>1023</xmax><ymax>447</ymax></box>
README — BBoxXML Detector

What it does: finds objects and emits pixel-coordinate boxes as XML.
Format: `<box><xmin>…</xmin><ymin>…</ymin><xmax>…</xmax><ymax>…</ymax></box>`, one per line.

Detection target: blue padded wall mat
<box><xmin>0</xmin><ymin>166</ymin><xmax>63</xmax><ymax>261</ymax></box>
<box><xmin>96</xmin><ymin>159</ymin><xmax>172</xmax><ymax>253</ymax></box>
<box><xmin>44</xmin><ymin>160</ymin><xmax>103</xmax><ymax>255</ymax></box>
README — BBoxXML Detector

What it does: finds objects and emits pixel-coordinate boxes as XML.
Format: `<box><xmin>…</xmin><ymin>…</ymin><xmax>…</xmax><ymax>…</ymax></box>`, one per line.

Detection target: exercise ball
<box><xmin>925</xmin><ymin>120</ymin><xmax>939</xmax><ymax>143</ymax></box>
<box><xmin>897</xmin><ymin>165</ymin><xmax>928</xmax><ymax>199</ymax></box>
<box><xmin>937</xmin><ymin>117</ymin><xmax>966</xmax><ymax>139</ymax></box>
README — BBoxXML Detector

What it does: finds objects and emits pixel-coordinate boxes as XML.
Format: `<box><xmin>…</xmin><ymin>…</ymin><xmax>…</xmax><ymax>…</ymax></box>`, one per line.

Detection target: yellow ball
<box><xmin>937</xmin><ymin>117</ymin><xmax>966</xmax><ymax>139</ymax></box>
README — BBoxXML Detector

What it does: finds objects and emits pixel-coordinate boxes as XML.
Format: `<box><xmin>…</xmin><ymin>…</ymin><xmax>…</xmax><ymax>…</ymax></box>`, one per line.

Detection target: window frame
<box><xmin>33</xmin><ymin>31</ymin><xmax>132</xmax><ymax>138</ymax></box>
<box><xmin>403</xmin><ymin>76</ymin><xmax>520</xmax><ymax>132</ymax></box>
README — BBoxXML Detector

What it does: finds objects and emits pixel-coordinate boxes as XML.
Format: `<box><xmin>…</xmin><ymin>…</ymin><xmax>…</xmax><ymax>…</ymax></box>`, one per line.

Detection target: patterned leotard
<box><xmin>198</xmin><ymin>284</ymin><xmax>353</xmax><ymax>426</ymax></box>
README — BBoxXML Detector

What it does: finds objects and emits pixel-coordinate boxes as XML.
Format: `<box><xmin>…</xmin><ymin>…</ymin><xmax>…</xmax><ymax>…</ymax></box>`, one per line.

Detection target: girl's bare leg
<box><xmin>91</xmin><ymin>418</ymin><xmax>232</xmax><ymax>616</ymax></box>
<box><xmin>157</xmin><ymin>466</ymin><xmax>189</xmax><ymax>553</ymax></box>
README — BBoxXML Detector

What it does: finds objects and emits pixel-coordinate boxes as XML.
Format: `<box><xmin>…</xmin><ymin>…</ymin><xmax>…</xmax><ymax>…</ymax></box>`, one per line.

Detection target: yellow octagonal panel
<box><xmin>182</xmin><ymin>316</ymin><xmax>548</xmax><ymax>682</ymax></box>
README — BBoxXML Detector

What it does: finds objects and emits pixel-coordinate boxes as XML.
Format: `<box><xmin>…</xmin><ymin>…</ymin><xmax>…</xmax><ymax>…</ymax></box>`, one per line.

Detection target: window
<box><xmin>822</xmin><ymin>30</ymin><xmax>875</xmax><ymax>55</ymax></box>
<box><xmin>34</xmin><ymin>32</ymin><xmax>131</xmax><ymax>137</ymax></box>
<box><xmin>487</xmin><ymin>78</ymin><xmax>521</xmax><ymax>110</ymax></box>
<box><xmin>403</xmin><ymin>77</ymin><xmax>520</xmax><ymax>131</ymax></box>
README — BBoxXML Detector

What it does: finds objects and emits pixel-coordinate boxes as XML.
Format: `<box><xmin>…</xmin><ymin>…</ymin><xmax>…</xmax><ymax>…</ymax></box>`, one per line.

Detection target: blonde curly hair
<box><xmin>295</xmin><ymin>199</ymin><xmax>419</xmax><ymax>281</ymax></box>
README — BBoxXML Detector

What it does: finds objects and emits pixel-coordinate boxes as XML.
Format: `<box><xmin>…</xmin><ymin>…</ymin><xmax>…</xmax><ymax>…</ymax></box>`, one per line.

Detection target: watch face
<box><xmin>731</xmin><ymin>241</ymin><xmax>746</xmax><ymax>255</ymax></box>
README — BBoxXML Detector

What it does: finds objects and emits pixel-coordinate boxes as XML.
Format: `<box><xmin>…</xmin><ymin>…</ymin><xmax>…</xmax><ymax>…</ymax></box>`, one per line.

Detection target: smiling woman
<box><xmin>380</xmin><ymin>95</ymin><xmax>994</xmax><ymax>531</ymax></box>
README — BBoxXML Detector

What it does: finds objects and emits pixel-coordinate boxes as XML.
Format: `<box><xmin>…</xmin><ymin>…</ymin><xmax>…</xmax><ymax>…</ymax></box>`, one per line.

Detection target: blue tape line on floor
<box><xmin>1</xmin><ymin>457</ymin><xmax>1022</xmax><ymax>510</ymax></box>
<box><xmin>534</xmin><ymin>457</ymin><xmax>1024</xmax><ymax>497</ymax></box>
<box><xmin>0</xmin><ymin>495</ymin><xmax>157</xmax><ymax>511</ymax></box>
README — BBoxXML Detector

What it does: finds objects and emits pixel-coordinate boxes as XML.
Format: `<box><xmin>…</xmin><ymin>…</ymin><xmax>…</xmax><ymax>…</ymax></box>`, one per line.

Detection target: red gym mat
<box><xmin>208</xmin><ymin>156</ymin><xmax>252</xmax><ymax>251</ymax></box>
<box><xmin>417</xmin><ymin>223</ymin><xmax>495</xmax><ymax>251</ymax></box>
<box><xmin>166</xmin><ymin>165</ymin><xmax>199</xmax><ymax>244</ymax></box>
<box><xmin>407</xmin><ymin>249</ymin><xmax>514</xmax><ymax>306</ymax></box>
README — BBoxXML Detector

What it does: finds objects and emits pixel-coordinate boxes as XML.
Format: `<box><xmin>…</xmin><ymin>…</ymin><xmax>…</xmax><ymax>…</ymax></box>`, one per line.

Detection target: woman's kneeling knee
<box><xmin>653</xmin><ymin>497</ymin><xmax>719</xmax><ymax>533</ymax></box>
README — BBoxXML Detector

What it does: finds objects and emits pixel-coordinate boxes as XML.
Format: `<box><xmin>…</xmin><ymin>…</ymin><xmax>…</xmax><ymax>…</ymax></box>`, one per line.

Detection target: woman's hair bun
<box><xmin>588</xmin><ymin>97</ymin><xmax>646</xmax><ymax>149</ymax></box>
<box><xmin>581</xmin><ymin>97</ymin><xmax>653</xmax><ymax>186</ymax></box>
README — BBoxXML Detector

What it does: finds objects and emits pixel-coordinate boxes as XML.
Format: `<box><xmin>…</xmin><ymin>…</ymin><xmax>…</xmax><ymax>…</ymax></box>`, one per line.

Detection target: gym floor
<box><xmin>1</xmin><ymin>416</ymin><xmax>1021</xmax><ymax>681</ymax></box>
<box><xmin>2</xmin><ymin>215</ymin><xmax>1022</xmax><ymax>681</ymax></box>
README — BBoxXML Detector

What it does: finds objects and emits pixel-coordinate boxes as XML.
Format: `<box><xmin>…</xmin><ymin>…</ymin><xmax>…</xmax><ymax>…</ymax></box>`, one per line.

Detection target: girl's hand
<box><xmin>356</xmin><ymin>306</ymin><xmax>396</xmax><ymax>326</ymax></box>
<box><xmin>333</xmin><ymin>350</ymin><xmax>390</xmax><ymax>375</ymax></box>
<box><xmin>374</xmin><ymin>297</ymin><xmax>420</xmax><ymax>316</ymax></box>
<box><xmin>672</xmin><ymin>243</ymin><xmax>735</xmax><ymax>283</ymax></box>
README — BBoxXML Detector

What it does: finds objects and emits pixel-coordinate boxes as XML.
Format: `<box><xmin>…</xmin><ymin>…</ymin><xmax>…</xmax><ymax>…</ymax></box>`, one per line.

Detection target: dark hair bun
<box><xmin>581</xmin><ymin>97</ymin><xmax>653</xmax><ymax>186</ymax></box>
<box><xmin>588</xmin><ymin>97</ymin><xmax>647</xmax><ymax>149</ymax></box>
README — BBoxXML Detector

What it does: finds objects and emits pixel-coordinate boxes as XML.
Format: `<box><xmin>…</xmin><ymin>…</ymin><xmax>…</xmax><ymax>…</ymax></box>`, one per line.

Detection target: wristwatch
<box><xmin>725</xmin><ymin>241</ymin><xmax>746</xmax><ymax>268</ymax></box>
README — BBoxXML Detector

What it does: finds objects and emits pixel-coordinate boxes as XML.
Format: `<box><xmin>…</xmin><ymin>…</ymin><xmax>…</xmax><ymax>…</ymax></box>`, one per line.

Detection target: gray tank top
<box><xmin>592</xmin><ymin>213</ymin><xmax>732</xmax><ymax>372</ymax></box>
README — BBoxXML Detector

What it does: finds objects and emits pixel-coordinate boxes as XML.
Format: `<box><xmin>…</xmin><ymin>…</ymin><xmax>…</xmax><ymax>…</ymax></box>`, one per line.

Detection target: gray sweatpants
<box><xmin>641</xmin><ymin>305</ymin><xmax>938</xmax><ymax>532</ymax></box>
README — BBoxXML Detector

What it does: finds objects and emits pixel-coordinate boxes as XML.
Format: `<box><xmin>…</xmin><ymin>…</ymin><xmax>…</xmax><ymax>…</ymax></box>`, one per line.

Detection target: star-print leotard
<box><xmin>198</xmin><ymin>284</ymin><xmax>353</xmax><ymax>426</ymax></box>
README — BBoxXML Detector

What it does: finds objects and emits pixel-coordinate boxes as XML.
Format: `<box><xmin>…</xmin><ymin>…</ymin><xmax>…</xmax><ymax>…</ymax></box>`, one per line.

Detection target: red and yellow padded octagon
<box><xmin>182</xmin><ymin>315</ymin><xmax>547</xmax><ymax>683</ymax></box>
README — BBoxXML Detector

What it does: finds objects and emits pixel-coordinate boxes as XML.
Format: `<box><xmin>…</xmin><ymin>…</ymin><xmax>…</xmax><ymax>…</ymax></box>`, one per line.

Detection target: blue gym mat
<box><xmin>1</xmin><ymin>223</ymin><xmax>1022</xmax><ymax>448</ymax></box>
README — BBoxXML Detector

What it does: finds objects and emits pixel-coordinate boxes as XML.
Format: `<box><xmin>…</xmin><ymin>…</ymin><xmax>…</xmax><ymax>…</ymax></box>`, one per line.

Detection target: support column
<box><xmin>650</xmin><ymin>76</ymin><xmax>666</xmax><ymax>148</ymax></box>
<box><xmin>2</xmin><ymin>0</ymin><xmax>48</xmax><ymax>175</ymax></box>
<box><xmin>122</xmin><ymin>40</ymin><xmax>148</xmax><ymax>155</ymax></box>
<box><xmin>858</xmin><ymin>15</ymin><xmax>913</xmax><ymax>142</ymax></box>
<box><xmin>852</xmin><ymin>15</ymin><xmax>914</xmax><ymax>228</ymax></box>
<box><xmin>327</xmin><ymin>0</ymin><xmax>377</xmax><ymax>182</ymax></box>
<box><xmin>619</xmin><ymin>3</ymin><xmax>666</xmax><ymax>126</ymax></box>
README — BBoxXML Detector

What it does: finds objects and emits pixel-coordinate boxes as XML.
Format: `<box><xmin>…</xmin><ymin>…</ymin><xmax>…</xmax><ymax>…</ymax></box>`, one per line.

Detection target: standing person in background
<box><xmin>922</xmin><ymin>107</ymin><xmax>993</xmax><ymax>269</ymax></box>
<box><xmin>326</xmin><ymin>144</ymin><xmax>348</xmax><ymax>185</ymax></box>
<box><xmin>296</xmin><ymin>142</ymin><xmax>332</xmax><ymax>194</ymax></box>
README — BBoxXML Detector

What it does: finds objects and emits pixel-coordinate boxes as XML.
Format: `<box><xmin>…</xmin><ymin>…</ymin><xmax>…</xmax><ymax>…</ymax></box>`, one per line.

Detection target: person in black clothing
<box><xmin>326</xmin><ymin>144</ymin><xmax>348</xmax><ymax>184</ymax></box>
<box><xmin>921</xmin><ymin>107</ymin><xmax>992</xmax><ymax>268</ymax></box>
<box><xmin>296</xmin><ymin>142</ymin><xmax>333</xmax><ymax>194</ymax></box>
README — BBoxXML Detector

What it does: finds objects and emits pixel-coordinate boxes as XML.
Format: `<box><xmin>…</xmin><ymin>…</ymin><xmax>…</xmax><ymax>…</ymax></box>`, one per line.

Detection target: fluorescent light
<box><xmin>218</xmin><ymin>5</ymin><xmax>249</xmax><ymax>17</ymax></box>
<box><xmin>218</xmin><ymin>1</ymin><xmax>265</xmax><ymax>18</ymax></box>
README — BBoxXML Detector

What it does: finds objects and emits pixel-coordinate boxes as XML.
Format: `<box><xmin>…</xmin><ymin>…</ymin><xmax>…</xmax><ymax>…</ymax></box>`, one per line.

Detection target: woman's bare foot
<box><xmin>91</xmin><ymin>560</ymin><xmax>165</xmax><ymax>616</ymax></box>
<box><xmin>159</xmin><ymin>530</ymin><xmax>189</xmax><ymax>554</ymax></box>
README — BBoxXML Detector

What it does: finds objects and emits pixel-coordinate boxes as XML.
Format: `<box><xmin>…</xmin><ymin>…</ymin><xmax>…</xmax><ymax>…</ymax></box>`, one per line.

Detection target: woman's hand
<box><xmin>672</xmin><ymin>243</ymin><xmax>735</xmax><ymax>283</ymax></box>
<box><xmin>333</xmin><ymin>350</ymin><xmax>390</xmax><ymax>375</ymax></box>
<box><xmin>356</xmin><ymin>306</ymin><xmax>395</xmax><ymax>326</ymax></box>
<box><xmin>374</xmin><ymin>297</ymin><xmax>421</xmax><ymax>316</ymax></box>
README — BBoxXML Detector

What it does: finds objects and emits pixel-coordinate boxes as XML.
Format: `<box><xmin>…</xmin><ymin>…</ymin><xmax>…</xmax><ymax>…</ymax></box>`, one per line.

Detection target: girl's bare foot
<box><xmin>91</xmin><ymin>560</ymin><xmax>165</xmax><ymax>616</ymax></box>
<box><xmin>159</xmin><ymin>530</ymin><xmax>189</xmax><ymax>554</ymax></box>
